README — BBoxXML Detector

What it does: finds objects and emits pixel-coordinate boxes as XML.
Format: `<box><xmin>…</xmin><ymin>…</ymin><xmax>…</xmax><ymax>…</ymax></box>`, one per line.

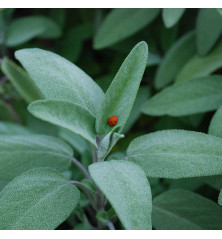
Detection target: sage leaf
<box><xmin>147</xmin><ymin>53</ymin><xmax>162</xmax><ymax>67</ymax></box>
<box><xmin>1</xmin><ymin>57</ymin><xmax>43</xmax><ymax>103</ymax></box>
<box><xmin>94</xmin><ymin>9</ymin><xmax>160</xmax><ymax>49</ymax></box>
<box><xmin>162</xmin><ymin>8</ymin><xmax>185</xmax><ymax>28</ymax></box>
<box><xmin>196</xmin><ymin>9</ymin><xmax>222</xmax><ymax>56</ymax></box>
<box><xmin>6</xmin><ymin>15</ymin><xmax>61</xmax><ymax>47</ymax></box>
<box><xmin>0</xmin><ymin>121</ymin><xmax>32</xmax><ymax>135</ymax></box>
<box><xmin>59</xmin><ymin>128</ymin><xmax>90</xmax><ymax>154</ymax></box>
<box><xmin>96</xmin><ymin>41</ymin><xmax>148</xmax><ymax>135</ymax></box>
<box><xmin>97</xmin><ymin>125</ymin><xmax>124</xmax><ymax>161</ymax></box>
<box><xmin>153</xmin><ymin>190</ymin><xmax>222</xmax><ymax>229</ymax></box>
<box><xmin>0</xmin><ymin>168</ymin><xmax>80</xmax><ymax>229</ymax></box>
<box><xmin>122</xmin><ymin>86</ymin><xmax>150</xmax><ymax>134</ymax></box>
<box><xmin>154</xmin><ymin>31</ymin><xmax>196</xmax><ymax>89</ymax></box>
<box><xmin>127</xmin><ymin>129</ymin><xmax>222</xmax><ymax>178</ymax></box>
<box><xmin>61</xmin><ymin>23</ymin><xmax>93</xmax><ymax>63</ymax></box>
<box><xmin>0</xmin><ymin>134</ymin><xmax>72</xmax><ymax>189</ymax></box>
<box><xmin>176</xmin><ymin>39</ymin><xmax>222</xmax><ymax>82</ymax></box>
<box><xmin>208</xmin><ymin>106</ymin><xmax>222</xmax><ymax>138</ymax></box>
<box><xmin>15</xmin><ymin>48</ymin><xmax>104</xmax><ymax>116</ymax></box>
<box><xmin>202</xmin><ymin>175</ymin><xmax>222</xmax><ymax>190</ymax></box>
<box><xmin>143</xmin><ymin>76</ymin><xmax>222</xmax><ymax>117</ymax></box>
<box><xmin>89</xmin><ymin>160</ymin><xmax>152</xmax><ymax>230</ymax></box>
<box><xmin>28</xmin><ymin>100</ymin><xmax>97</xmax><ymax>147</ymax></box>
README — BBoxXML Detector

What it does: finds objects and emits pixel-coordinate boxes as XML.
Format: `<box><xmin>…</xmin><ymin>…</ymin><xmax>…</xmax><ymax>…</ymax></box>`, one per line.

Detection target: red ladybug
<box><xmin>108</xmin><ymin>116</ymin><xmax>118</xmax><ymax>127</ymax></box>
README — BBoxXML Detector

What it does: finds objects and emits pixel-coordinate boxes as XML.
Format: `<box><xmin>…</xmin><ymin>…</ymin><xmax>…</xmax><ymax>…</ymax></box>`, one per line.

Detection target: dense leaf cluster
<box><xmin>1</xmin><ymin>8</ymin><xmax>222</xmax><ymax>230</ymax></box>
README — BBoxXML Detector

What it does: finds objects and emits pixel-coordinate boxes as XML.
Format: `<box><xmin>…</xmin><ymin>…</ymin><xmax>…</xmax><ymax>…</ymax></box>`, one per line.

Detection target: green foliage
<box><xmin>0</xmin><ymin>168</ymin><xmax>80</xmax><ymax>229</ymax></box>
<box><xmin>1</xmin><ymin>57</ymin><xmax>43</xmax><ymax>103</ymax></box>
<box><xmin>176</xmin><ymin>39</ymin><xmax>222</xmax><ymax>82</ymax></box>
<box><xmin>154</xmin><ymin>31</ymin><xmax>196</xmax><ymax>89</ymax></box>
<box><xmin>96</xmin><ymin>41</ymin><xmax>148</xmax><ymax>135</ymax></box>
<box><xmin>58</xmin><ymin>128</ymin><xmax>89</xmax><ymax>154</ymax></box>
<box><xmin>0</xmin><ymin>134</ymin><xmax>72</xmax><ymax>189</ymax></box>
<box><xmin>0</xmin><ymin>121</ymin><xmax>32</xmax><ymax>135</ymax></box>
<box><xmin>127</xmin><ymin>130</ymin><xmax>222</xmax><ymax>178</ymax></box>
<box><xmin>5</xmin><ymin>15</ymin><xmax>61</xmax><ymax>47</ymax></box>
<box><xmin>97</xmin><ymin>126</ymin><xmax>124</xmax><ymax>161</ymax></box>
<box><xmin>162</xmin><ymin>8</ymin><xmax>185</xmax><ymax>28</ymax></box>
<box><xmin>153</xmin><ymin>190</ymin><xmax>222</xmax><ymax>229</ymax></box>
<box><xmin>208</xmin><ymin>106</ymin><xmax>222</xmax><ymax>137</ymax></box>
<box><xmin>143</xmin><ymin>76</ymin><xmax>222</xmax><ymax>116</ymax></box>
<box><xmin>1</xmin><ymin>8</ymin><xmax>222</xmax><ymax>230</ymax></box>
<box><xmin>196</xmin><ymin>9</ymin><xmax>222</xmax><ymax>56</ymax></box>
<box><xmin>89</xmin><ymin>160</ymin><xmax>152</xmax><ymax>230</ymax></box>
<box><xmin>28</xmin><ymin>100</ymin><xmax>97</xmax><ymax>147</ymax></box>
<box><xmin>94</xmin><ymin>9</ymin><xmax>160</xmax><ymax>49</ymax></box>
<box><xmin>15</xmin><ymin>48</ymin><xmax>104</xmax><ymax>116</ymax></box>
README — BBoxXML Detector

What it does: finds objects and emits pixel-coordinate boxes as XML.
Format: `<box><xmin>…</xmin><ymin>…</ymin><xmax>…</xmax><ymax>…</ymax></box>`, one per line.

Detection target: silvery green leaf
<box><xmin>94</xmin><ymin>9</ymin><xmax>160</xmax><ymax>49</ymax></box>
<box><xmin>0</xmin><ymin>121</ymin><xmax>32</xmax><ymax>135</ymax></box>
<box><xmin>96</xmin><ymin>42</ymin><xmax>148</xmax><ymax>135</ymax></box>
<box><xmin>0</xmin><ymin>168</ymin><xmax>80</xmax><ymax>229</ymax></box>
<box><xmin>154</xmin><ymin>31</ymin><xmax>196</xmax><ymax>89</ymax></box>
<box><xmin>97</xmin><ymin>125</ymin><xmax>124</xmax><ymax>161</ymax></box>
<box><xmin>122</xmin><ymin>86</ymin><xmax>150</xmax><ymax>134</ymax></box>
<box><xmin>127</xmin><ymin>129</ymin><xmax>222</xmax><ymax>178</ymax></box>
<box><xmin>196</xmin><ymin>8</ymin><xmax>222</xmax><ymax>56</ymax></box>
<box><xmin>28</xmin><ymin>100</ymin><xmax>97</xmax><ymax>147</ymax></box>
<box><xmin>1</xmin><ymin>57</ymin><xmax>43</xmax><ymax>103</ymax></box>
<box><xmin>6</xmin><ymin>15</ymin><xmax>61</xmax><ymax>47</ymax></box>
<box><xmin>59</xmin><ymin>128</ymin><xmax>90</xmax><ymax>154</ymax></box>
<box><xmin>143</xmin><ymin>76</ymin><xmax>222</xmax><ymax>117</ymax></box>
<box><xmin>162</xmin><ymin>8</ymin><xmax>186</xmax><ymax>28</ymax></box>
<box><xmin>15</xmin><ymin>48</ymin><xmax>104</xmax><ymax>116</ymax></box>
<box><xmin>176</xmin><ymin>39</ymin><xmax>222</xmax><ymax>82</ymax></box>
<box><xmin>0</xmin><ymin>134</ymin><xmax>72</xmax><ymax>189</ymax></box>
<box><xmin>153</xmin><ymin>190</ymin><xmax>222</xmax><ymax>229</ymax></box>
<box><xmin>89</xmin><ymin>160</ymin><xmax>152</xmax><ymax>229</ymax></box>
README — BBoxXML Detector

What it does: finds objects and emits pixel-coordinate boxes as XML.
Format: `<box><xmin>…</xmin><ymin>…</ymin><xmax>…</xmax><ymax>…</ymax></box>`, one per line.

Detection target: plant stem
<box><xmin>69</xmin><ymin>180</ymin><xmax>97</xmax><ymax>210</ymax></box>
<box><xmin>71</xmin><ymin>157</ymin><xmax>92</xmax><ymax>181</ymax></box>
<box><xmin>91</xmin><ymin>144</ymin><xmax>98</xmax><ymax>163</ymax></box>
<box><xmin>107</xmin><ymin>221</ymin><xmax>115</xmax><ymax>230</ymax></box>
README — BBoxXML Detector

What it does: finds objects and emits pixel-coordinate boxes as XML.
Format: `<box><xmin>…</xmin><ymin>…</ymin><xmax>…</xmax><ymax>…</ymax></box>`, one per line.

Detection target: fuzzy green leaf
<box><xmin>28</xmin><ymin>100</ymin><xmax>97</xmax><ymax>147</ymax></box>
<box><xmin>96</xmin><ymin>42</ymin><xmax>148</xmax><ymax>135</ymax></box>
<box><xmin>143</xmin><ymin>76</ymin><xmax>222</xmax><ymax>117</ymax></box>
<box><xmin>0</xmin><ymin>121</ymin><xmax>32</xmax><ymax>135</ymax></box>
<box><xmin>162</xmin><ymin>8</ymin><xmax>185</xmax><ymax>28</ymax></box>
<box><xmin>89</xmin><ymin>160</ymin><xmax>152</xmax><ymax>230</ymax></box>
<box><xmin>122</xmin><ymin>87</ymin><xmax>150</xmax><ymax>133</ymax></box>
<box><xmin>0</xmin><ymin>168</ymin><xmax>80</xmax><ymax>229</ymax></box>
<box><xmin>15</xmin><ymin>48</ymin><xmax>104</xmax><ymax>116</ymax></box>
<box><xmin>154</xmin><ymin>31</ymin><xmax>196</xmax><ymax>89</ymax></box>
<box><xmin>208</xmin><ymin>106</ymin><xmax>222</xmax><ymax>138</ymax></box>
<box><xmin>1</xmin><ymin>57</ymin><xmax>43</xmax><ymax>103</ymax></box>
<box><xmin>176</xmin><ymin>39</ymin><xmax>222</xmax><ymax>82</ymax></box>
<box><xmin>0</xmin><ymin>134</ymin><xmax>72</xmax><ymax>189</ymax></box>
<box><xmin>6</xmin><ymin>16</ymin><xmax>61</xmax><ymax>47</ymax></box>
<box><xmin>153</xmin><ymin>190</ymin><xmax>222</xmax><ymax>229</ymax></box>
<box><xmin>58</xmin><ymin>128</ymin><xmax>89</xmax><ymax>154</ymax></box>
<box><xmin>94</xmin><ymin>9</ymin><xmax>160</xmax><ymax>49</ymax></box>
<box><xmin>97</xmin><ymin>126</ymin><xmax>124</xmax><ymax>161</ymax></box>
<box><xmin>196</xmin><ymin>8</ymin><xmax>222</xmax><ymax>56</ymax></box>
<box><xmin>127</xmin><ymin>129</ymin><xmax>222</xmax><ymax>178</ymax></box>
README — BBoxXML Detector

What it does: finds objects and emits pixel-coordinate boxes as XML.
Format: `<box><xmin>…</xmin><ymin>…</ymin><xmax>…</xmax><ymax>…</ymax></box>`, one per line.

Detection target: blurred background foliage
<box><xmin>1</xmin><ymin>8</ymin><xmax>222</xmax><ymax>229</ymax></box>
